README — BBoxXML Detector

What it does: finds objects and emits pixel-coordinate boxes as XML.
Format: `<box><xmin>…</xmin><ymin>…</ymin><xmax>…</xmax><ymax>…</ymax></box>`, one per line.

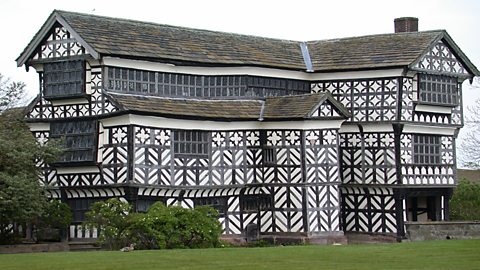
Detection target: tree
<box><xmin>0</xmin><ymin>74</ymin><xmax>61</xmax><ymax>243</ymax></box>
<box><xmin>460</xmin><ymin>98</ymin><xmax>480</xmax><ymax>168</ymax></box>
<box><xmin>449</xmin><ymin>179</ymin><xmax>480</xmax><ymax>220</ymax></box>
<box><xmin>459</xmin><ymin>76</ymin><xmax>480</xmax><ymax>168</ymax></box>
<box><xmin>0</xmin><ymin>73</ymin><xmax>26</xmax><ymax>113</ymax></box>
<box><xmin>36</xmin><ymin>200</ymin><xmax>72</xmax><ymax>241</ymax></box>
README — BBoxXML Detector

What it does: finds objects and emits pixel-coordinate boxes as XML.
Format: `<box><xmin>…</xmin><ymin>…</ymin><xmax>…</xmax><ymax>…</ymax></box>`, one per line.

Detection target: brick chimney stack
<box><xmin>394</xmin><ymin>17</ymin><xmax>419</xmax><ymax>33</ymax></box>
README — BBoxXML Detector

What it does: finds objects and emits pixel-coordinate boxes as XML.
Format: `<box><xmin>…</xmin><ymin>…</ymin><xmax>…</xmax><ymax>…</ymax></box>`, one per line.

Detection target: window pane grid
<box><xmin>68</xmin><ymin>198</ymin><xmax>102</xmax><ymax>222</ymax></box>
<box><xmin>44</xmin><ymin>60</ymin><xmax>85</xmax><ymax>98</ymax></box>
<box><xmin>50</xmin><ymin>120</ymin><xmax>97</xmax><ymax>163</ymax></box>
<box><xmin>194</xmin><ymin>197</ymin><xmax>226</xmax><ymax>216</ymax></box>
<box><xmin>173</xmin><ymin>130</ymin><xmax>209</xmax><ymax>158</ymax></box>
<box><xmin>263</xmin><ymin>148</ymin><xmax>276</xmax><ymax>165</ymax></box>
<box><xmin>413</xmin><ymin>135</ymin><xmax>441</xmax><ymax>165</ymax></box>
<box><xmin>106</xmin><ymin>66</ymin><xmax>310</xmax><ymax>98</ymax></box>
<box><xmin>418</xmin><ymin>74</ymin><xmax>458</xmax><ymax>106</ymax></box>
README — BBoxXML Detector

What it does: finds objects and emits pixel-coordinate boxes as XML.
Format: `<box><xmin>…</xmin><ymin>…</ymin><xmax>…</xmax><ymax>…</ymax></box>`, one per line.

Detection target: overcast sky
<box><xmin>1</xmin><ymin>0</ymin><xmax>479</xmax><ymax>164</ymax></box>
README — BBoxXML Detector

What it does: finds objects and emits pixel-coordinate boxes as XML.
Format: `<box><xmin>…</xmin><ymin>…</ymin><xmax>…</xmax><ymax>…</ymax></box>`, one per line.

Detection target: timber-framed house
<box><xmin>17</xmin><ymin>11</ymin><xmax>479</xmax><ymax>243</ymax></box>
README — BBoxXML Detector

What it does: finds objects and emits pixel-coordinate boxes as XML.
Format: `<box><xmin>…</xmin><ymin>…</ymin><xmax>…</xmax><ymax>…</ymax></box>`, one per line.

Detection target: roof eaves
<box><xmin>16</xmin><ymin>11</ymin><xmax>58</xmax><ymax>67</ymax></box>
<box><xmin>23</xmin><ymin>94</ymin><xmax>41</xmax><ymax>115</ymax></box>
<box><xmin>440</xmin><ymin>31</ymin><xmax>480</xmax><ymax>76</ymax></box>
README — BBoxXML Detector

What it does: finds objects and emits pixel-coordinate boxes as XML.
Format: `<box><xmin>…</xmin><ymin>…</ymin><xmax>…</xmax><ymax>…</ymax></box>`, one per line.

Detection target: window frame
<box><xmin>136</xmin><ymin>197</ymin><xmax>166</xmax><ymax>213</ymax></box>
<box><xmin>412</xmin><ymin>134</ymin><xmax>441</xmax><ymax>165</ymax></box>
<box><xmin>240</xmin><ymin>195</ymin><xmax>272</xmax><ymax>212</ymax></box>
<box><xmin>104</xmin><ymin>66</ymin><xmax>310</xmax><ymax>98</ymax></box>
<box><xmin>43</xmin><ymin>60</ymin><xmax>86</xmax><ymax>100</ymax></box>
<box><xmin>194</xmin><ymin>197</ymin><xmax>227</xmax><ymax>217</ymax></box>
<box><xmin>172</xmin><ymin>130</ymin><xmax>210</xmax><ymax>159</ymax></box>
<box><xmin>50</xmin><ymin>119</ymin><xmax>98</xmax><ymax>165</ymax></box>
<box><xmin>262</xmin><ymin>148</ymin><xmax>277</xmax><ymax>165</ymax></box>
<box><xmin>68</xmin><ymin>198</ymin><xmax>103</xmax><ymax>223</ymax></box>
<box><xmin>417</xmin><ymin>74</ymin><xmax>458</xmax><ymax>107</ymax></box>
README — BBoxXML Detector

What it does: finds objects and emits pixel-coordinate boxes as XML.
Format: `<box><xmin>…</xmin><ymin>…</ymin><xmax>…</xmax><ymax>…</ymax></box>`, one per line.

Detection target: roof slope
<box><xmin>307</xmin><ymin>31</ymin><xmax>442</xmax><ymax>71</ymax></box>
<box><xmin>107</xmin><ymin>92</ymin><xmax>348</xmax><ymax>121</ymax></box>
<box><xmin>58</xmin><ymin>11</ymin><xmax>305</xmax><ymax>70</ymax></box>
<box><xmin>17</xmin><ymin>10</ymin><xmax>479</xmax><ymax>75</ymax></box>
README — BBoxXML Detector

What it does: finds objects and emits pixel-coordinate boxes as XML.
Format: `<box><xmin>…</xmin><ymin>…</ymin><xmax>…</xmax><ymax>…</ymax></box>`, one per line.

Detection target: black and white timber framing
<box><xmin>17</xmin><ymin>11</ymin><xmax>479</xmax><ymax>242</ymax></box>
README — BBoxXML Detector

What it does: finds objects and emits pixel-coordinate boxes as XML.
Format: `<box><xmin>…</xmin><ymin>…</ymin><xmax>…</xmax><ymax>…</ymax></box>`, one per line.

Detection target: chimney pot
<box><xmin>394</xmin><ymin>17</ymin><xmax>418</xmax><ymax>33</ymax></box>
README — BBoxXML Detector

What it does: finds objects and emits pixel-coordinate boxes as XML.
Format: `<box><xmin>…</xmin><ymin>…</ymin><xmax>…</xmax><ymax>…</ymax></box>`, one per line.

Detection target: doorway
<box><xmin>407</xmin><ymin>196</ymin><xmax>440</xmax><ymax>222</ymax></box>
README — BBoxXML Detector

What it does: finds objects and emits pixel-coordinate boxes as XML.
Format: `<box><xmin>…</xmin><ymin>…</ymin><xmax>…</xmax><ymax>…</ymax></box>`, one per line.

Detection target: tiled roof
<box><xmin>109</xmin><ymin>93</ymin><xmax>263</xmax><ymax>120</ymax></box>
<box><xmin>58</xmin><ymin>11</ymin><xmax>305</xmax><ymax>70</ymax></box>
<box><xmin>263</xmin><ymin>93</ymin><xmax>348</xmax><ymax>118</ymax></box>
<box><xmin>107</xmin><ymin>92</ymin><xmax>348</xmax><ymax>120</ymax></box>
<box><xmin>306</xmin><ymin>31</ymin><xmax>441</xmax><ymax>71</ymax></box>
<box><xmin>17</xmin><ymin>10</ymin><xmax>479</xmax><ymax>75</ymax></box>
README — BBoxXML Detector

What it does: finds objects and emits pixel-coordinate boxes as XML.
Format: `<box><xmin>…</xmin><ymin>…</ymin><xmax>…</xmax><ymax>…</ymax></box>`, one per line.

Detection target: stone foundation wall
<box><xmin>0</xmin><ymin>243</ymin><xmax>69</xmax><ymax>254</ymax></box>
<box><xmin>220</xmin><ymin>233</ymin><xmax>348</xmax><ymax>246</ymax></box>
<box><xmin>405</xmin><ymin>221</ymin><xmax>480</xmax><ymax>241</ymax></box>
<box><xmin>345</xmin><ymin>232</ymin><xmax>398</xmax><ymax>244</ymax></box>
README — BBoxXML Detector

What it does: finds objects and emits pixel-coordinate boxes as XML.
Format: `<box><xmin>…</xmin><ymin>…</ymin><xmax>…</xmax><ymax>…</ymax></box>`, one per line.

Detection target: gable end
<box><xmin>16</xmin><ymin>10</ymin><xmax>99</xmax><ymax>68</ymax></box>
<box><xmin>410</xmin><ymin>32</ymin><xmax>479</xmax><ymax>77</ymax></box>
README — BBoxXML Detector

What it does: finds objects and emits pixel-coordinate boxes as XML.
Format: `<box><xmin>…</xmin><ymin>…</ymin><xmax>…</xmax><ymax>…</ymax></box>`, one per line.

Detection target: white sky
<box><xmin>1</xmin><ymin>0</ymin><xmax>479</xmax><ymax>164</ymax></box>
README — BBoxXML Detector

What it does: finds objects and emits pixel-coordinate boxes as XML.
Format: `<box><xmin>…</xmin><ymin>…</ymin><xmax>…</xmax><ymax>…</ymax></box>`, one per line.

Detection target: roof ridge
<box><xmin>55</xmin><ymin>9</ymin><xmax>301</xmax><ymax>44</ymax></box>
<box><xmin>307</xmin><ymin>29</ymin><xmax>445</xmax><ymax>44</ymax></box>
<box><xmin>57</xmin><ymin>10</ymin><xmax>446</xmax><ymax>45</ymax></box>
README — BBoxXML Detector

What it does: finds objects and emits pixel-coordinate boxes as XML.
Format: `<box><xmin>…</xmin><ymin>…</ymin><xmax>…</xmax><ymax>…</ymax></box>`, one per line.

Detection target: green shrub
<box><xmin>36</xmin><ymin>200</ymin><xmax>72</xmax><ymax>242</ymax></box>
<box><xmin>84</xmin><ymin>199</ymin><xmax>222</xmax><ymax>250</ymax></box>
<box><xmin>127</xmin><ymin>202</ymin><xmax>222</xmax><ymax>249</ymax></box>
<box><xmin>39</xmin><ymin>200</ymin><xmax>72</xmax><ymax>229</ymax></box>
<box><xmin>450</xmin><ymin>179</ymin><xmax>480</xmax><ymax>221</ymax></box>
<box><xmin>124</xmin><ymin>212</ymin><xmax>160</xmax><ymax>249</ymax></box>
<box><xmin>83</xmin><ymin>198</ymin><xmax>131</xmax><ymax>250</ymax></box>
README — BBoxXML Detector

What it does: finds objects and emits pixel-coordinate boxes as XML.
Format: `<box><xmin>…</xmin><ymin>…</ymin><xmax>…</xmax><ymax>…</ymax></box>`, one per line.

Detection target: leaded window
<box><xmin>418</xmin><ymin>74</ymin><xmax>458</xmax><ymax>106</ymax></box>
<box><xmin>107</xmin><ymin>67</ymin><xmax>156</xmax><ymax>93</ymax></box>
<box><xmin>43</xmin><ymin>60</ymin><xmax>85</xmax><ymax>99</ymax></box>
<box><xmin>241</xmin><ymin>195</ymin><xmax>272</xmax><ymax>211</ymax></box>
<box><xmin>413</xmin><ymin>135</ymin><xmax>441</xmax><ymax>164</ymax></box>
<box><xmin>260</xmin><ymin>131</ymin><xmax>276</xmax><ymax>165</ymax></box>
<box><xmin>263</xmin><ymin>148</ymin><xmax>276</xmax><ymax>165</ymax></box>
<box><xmin>173</xmin><ymin>130</ymin><xmax>209</xmax><ymax>158</ymax></box>
<box><xmin>105</xmin><ymin>66</ymin><xmax>310</xmax><ymax>98</ymax></box>
<box><xmin>245</xmin><ymin>76</ymin><xmax>309</xmax><ymax>96</ymax></box>
<box><xmin>50</xmin><ymin>120</ymin><xmax>97</xmax><ymax>164</ymax></box>
<box><xmin>194</xmin><ymin>197</ymin><xmax>226</xmax><ymax>217</ymax></box>
<box><xmin>68</xmin><ymin>198</ymin><xmax>102</xmax><ymax>222</ymax></box>
<box><xmin>136</xmin><ymin>198</ymin><xmax>166</xmax><ymax>212</ymax></box>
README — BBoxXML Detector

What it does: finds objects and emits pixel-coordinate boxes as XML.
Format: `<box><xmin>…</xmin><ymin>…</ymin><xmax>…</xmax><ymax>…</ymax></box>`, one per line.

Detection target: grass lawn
<box><xmin>1</xmin><ymin>239</ymin><xmax>479</xmax><ymax>270</ymax></box>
